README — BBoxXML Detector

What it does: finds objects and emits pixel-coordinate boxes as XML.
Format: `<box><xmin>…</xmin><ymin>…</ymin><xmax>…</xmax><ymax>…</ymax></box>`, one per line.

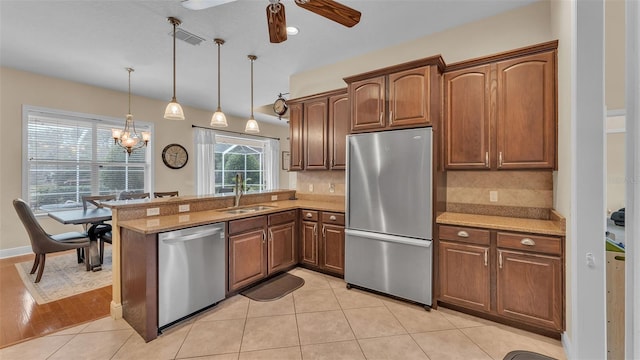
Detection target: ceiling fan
<box><xmin>181</xmin><ymin>0</ymin><xmax>362</xmax><ymax>43</ymax></box>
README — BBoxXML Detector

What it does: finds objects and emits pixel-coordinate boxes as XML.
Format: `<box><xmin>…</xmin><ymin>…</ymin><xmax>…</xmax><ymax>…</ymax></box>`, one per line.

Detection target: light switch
<box><xmin>329</xmin><ymin>183</ymin><xmax>335</xmax><ymax>193</ymax></box>
<box><xmin>178</xmin><ymin>204</ymin><xmax>190</xmax><ymax>212</ymax></box>
<box><xmin>308</xmin><ymin>184</ymin><xmax>314</xmax><ymax>192</ymax></box>
<box><xmin>147</xmin><ymin>207</ymin><xmax>160</xmax><ymax>216</ymax></box>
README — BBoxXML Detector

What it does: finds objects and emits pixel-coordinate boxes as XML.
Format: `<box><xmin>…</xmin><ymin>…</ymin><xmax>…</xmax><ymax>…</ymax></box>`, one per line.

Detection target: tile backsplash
<box><xmin>296</xmin><ymin>171</ymin><xmax>346</xmax><ymax>196</ymax></box>
<box><xmin>446</xmin><ymin>171</ymin><xmax>553</xmax><ymax>219</ymax></box>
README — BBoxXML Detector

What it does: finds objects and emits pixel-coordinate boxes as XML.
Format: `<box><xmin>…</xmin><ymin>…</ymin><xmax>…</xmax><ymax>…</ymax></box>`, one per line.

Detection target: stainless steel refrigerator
<box><xmin>345</xmin><ymin>127</ymin><xmax>433</xmax><ymax>306</ymax></box>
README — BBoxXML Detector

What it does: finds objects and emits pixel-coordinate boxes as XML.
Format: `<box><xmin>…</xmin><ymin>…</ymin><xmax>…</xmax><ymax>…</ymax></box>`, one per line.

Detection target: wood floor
<box><xmin>0</xmin><ymin>250</ymin><xmax>112</xmax><ymax>349</ymax></box>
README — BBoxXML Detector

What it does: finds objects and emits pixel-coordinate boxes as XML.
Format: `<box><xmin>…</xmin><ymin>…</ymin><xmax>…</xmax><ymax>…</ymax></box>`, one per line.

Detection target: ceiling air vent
<box><xmin>169</xmin><ymin>28</ymin><xmax>205</xmax><ymax>46</ymax></box>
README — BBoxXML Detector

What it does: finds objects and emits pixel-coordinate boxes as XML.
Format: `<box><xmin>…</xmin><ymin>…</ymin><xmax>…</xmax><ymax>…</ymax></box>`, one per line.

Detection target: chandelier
<box><xmin>112</xmin><ymin>68</ymin><xmax>150</xmax><ymax>155</ymax></box>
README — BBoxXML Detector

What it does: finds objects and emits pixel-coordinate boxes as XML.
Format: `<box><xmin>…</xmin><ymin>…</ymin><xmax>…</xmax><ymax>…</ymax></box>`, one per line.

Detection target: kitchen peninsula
<box><xmin>105</xmin><ymin>190</ymin><xmax>345</xmax><ymax>342</ymax></box>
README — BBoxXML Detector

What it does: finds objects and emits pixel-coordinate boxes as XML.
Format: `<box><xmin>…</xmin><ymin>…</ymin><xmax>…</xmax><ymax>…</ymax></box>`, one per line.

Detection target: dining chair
<box><xmin>81</xmin><ymin>195</ymin><xmax>115</xmax><ymax>265</ymax></box>
<box><xmin>13</xmin><ymin>199</ymin><xmax>90</xmax><ymax>283</ymax></box>
<box><xmin>154</xmin><ymin>191</ymin><xmax>179</xmax><ymax>198</ymax></box>
<box><xmin>119</xmin><ymin>191</ymin><xmax>150</xmax><ymax>200</ymax></box>
<box><xmin>82</xmin><ymin>194</ymin><xmax>116</xmax><ymax>210</ymax></box>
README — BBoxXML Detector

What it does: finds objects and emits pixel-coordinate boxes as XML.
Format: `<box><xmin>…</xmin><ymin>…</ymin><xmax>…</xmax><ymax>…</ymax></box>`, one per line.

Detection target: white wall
<box><xmin>0</xmin><ymin>67</ymin><xmax>289</xmax><ymax>251</ymax></box>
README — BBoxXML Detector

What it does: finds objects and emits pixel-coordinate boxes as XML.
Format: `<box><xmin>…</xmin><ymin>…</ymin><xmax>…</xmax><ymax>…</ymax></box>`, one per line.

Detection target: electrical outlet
<box><xmin>146</xmin><ymin>207</ymin><xmax>160</xmax><ymax>216</ymax></box>
<box><xmin>271</xmin><ymin>195</ymin><xmax>278</xmax><ymax>201</ymax></box>
<box><xmin>178</xmin><ymin>204</ymin><xmax>190</xmax><ymax>212</ymax></box>
<box><xmin>489</xmin><ymin>191</ymin><xmax>498</xmax><ymax>202</ymax></box>
<box><xmin>308</xmin><ymin>184</ymin><xmax>314</xmax><ymax>192</ymax></box>
<box><xmin>329</xmin><ymin>183</ymin><xmax>335</xmax><ymax>193</ymax></box>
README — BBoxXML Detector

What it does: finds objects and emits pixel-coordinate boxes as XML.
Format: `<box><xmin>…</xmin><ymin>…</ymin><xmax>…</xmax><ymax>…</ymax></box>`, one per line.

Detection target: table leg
<box><xmin>90</xmin><ymin>239</ymin><xmax>101</xmax><ymax>271</ymax></box>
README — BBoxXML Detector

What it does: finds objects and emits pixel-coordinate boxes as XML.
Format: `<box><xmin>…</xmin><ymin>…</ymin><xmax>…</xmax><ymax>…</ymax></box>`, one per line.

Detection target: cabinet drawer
<box><xmin>497</xmin><ymin>232</ymin><xmax>561</xmax><ymax>256</ymax></box>
<box><xmin>229</xmin><ymin>215</ymin><xmax>267</xmax><ymax>235</ymax></box>
<box><xmin>301</xmin><ymin>210</ymin><xmax>319</xmax><ymax>221</ymax></box>
<box><xmin>439</xmin><ymin>225</ymin><xmax>490</xmax><ymax>245</ymax></box>
<box><xmin>268</xmin><ymin>210</ymin><xmax>296</xmax><ymax>226</ymax></box>
<box><xmin>321</xmin><ymin>212</ymin><xmax>345</xmax><ymax>226</ymax></box>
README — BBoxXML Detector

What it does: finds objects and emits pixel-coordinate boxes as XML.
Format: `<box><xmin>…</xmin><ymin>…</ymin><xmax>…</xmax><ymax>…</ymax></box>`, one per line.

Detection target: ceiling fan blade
<box><xmin>267</xmin><ymin>3</ymin><xmax>288</xmax><ymax>43</ymax></box>
<box><xmin>295</xmin><ymin>0</ymin><xmax>361</xmax><ymax>27</ymax></box>
<box><xmin>181</xmin><ymin>0</ymin><xmax>237</xmax><ymax>10</ymax></box>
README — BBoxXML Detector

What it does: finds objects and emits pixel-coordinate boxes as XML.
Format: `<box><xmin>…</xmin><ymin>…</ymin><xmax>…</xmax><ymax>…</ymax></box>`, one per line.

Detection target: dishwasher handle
<box><xmin>161</xmin><ymin>227</ymin><xmax>222</xmax><ymax>244</ymax></box>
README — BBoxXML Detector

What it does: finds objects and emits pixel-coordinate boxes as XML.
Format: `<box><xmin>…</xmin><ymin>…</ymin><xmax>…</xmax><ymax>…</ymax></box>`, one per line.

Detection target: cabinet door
<box><xmin>496</xmin><ymin>50</ymin><xmax>556</xmax><ymax>169</ymax></box>
<box><xmin>443</xmin><ymin>65</ymin><xmax>491</xmax><ymax>169</ymax></box>
<box><xmin>328</xmin><ymin>93</ymin><xmax>349</xmax><ymax>170</ymax></box>
<box><xmin>268</xmin><ymin>221</ymin><xmax>296</xmax><ymax>274</ymax></box>
<box><xmin>496</xmin><ymin>249</ymin><xmax>562</xmax><ymax>330</ymax></box>
<box><xmin>388</xmin><ymin>66</ymin><xmax>431</xmax><ymax>128</ymax></box>
<box><xmin>289</xmin><ymin>102</ymin><xmax>304</xmax><ymax>171</ymax></box>
<box><xmin>321</xmin><ymin>223</ymin><xmax>344</xmax><ymax>275</ymax></box>
<box><xmin>439</xmin><ymin>241</ymin><xmax>490</xmax><ymax>312</ymax></box>
<box><xmin>300</xmin><ymin>221</ymin><xmax>319</xmax><ymax>267</ymax></box>
<box><xmin>304</xmin><ymin>99</ymin><xmax>329</xmax><ymax>169</ymax></box>
<box><xmin>228</xmin><ymin>229</ymin><xmax>266</xmax><ymax>292</ymax></box>
<box><xmin>349</xmin><ymin>76</ymin><xmax>386</xmax><ymax>132</ymax></box>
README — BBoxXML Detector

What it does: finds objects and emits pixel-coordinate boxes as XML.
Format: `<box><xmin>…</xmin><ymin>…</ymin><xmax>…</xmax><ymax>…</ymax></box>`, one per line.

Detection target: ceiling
<box><xmin>0</xmin><ymin>0</ymin><xmax>535</xmax><ymax>126</ymax></box>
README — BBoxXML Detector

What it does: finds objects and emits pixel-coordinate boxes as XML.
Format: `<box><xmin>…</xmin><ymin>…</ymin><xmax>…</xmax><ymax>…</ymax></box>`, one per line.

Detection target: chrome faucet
<box><xmin>234</xmin><ymin>173</ymin><xmax>243</xmax><ymax>207</ymax></box>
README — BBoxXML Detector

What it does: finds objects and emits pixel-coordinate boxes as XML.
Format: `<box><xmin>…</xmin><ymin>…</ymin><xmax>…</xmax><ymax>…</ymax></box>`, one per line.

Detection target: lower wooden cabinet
<box><xmin>299</xmin><ymin>209</ymin><xmax>345</xmax><ymax>276</ymax></box>
<box><xmin>439</xmin><ymin>241</ymin><xmax>490</xmax><ymax>312</ymax></box>
<box><xmin>437</xmin><ymin>224</ymin><xmax>564</xmax><ymax>334</ymax></box>
<box><xmin>228</xmin><ymin>210</ymin><xmax>297</xmax><ymax>293</ymax></box>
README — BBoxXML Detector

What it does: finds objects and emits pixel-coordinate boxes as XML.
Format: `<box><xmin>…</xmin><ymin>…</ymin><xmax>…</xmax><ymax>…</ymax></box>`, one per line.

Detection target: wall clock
<box><xmin>162</xmin><ymin>143</ymin><xmax>188</xmax><ymax>169</ymax></box>
<box><xmin>273</xmin><ymin>93</ymin><xmax>288</xmax><ymax>119</ymax></box>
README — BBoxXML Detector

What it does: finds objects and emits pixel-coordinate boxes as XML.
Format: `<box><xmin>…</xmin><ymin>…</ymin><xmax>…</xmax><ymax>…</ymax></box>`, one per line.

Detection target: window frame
<box><xmin>214</xmin><ymin>134</ymin><xmax>266</xmax><ymax>193</ymax></box>
<box><xmin>22</xmin><ymin>105</ymin><xmax>155</xmax><ymax>214</ymax></box>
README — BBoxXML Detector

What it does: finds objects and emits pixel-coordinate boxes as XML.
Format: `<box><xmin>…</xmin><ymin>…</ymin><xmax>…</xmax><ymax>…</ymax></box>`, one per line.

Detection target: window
<box><xmin>194</xmin><ymin>128</ymin><xmax>279</xmax><ymax>195</ymax></box>
<box><xmin>23</xmin><ymin>106</ymin><xmax>153</xmax><ymax>213</ymax></box>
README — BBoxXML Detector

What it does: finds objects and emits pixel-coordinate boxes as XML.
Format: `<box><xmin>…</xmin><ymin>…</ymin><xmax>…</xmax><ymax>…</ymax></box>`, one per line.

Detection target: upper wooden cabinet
<box><xmin>444</xmin><ymin>42</ymin><xmax>557</xmax><ymax>170</ymax></box>
<box><xmin>328</xmin><ymin>93</ymin><xmax>350</xmax><ymax>169</ymax></box>
<box><xmin>345</xmin><ymin>56</ymin><xmax>444</xmax><ymax>133</ymax></box>
<box><xmin>288</xmin><ymin>103</ymin><xmax>304</xmax><ymax>171</ymax></box>
<box><xmin>288</xmin><ymin>88</ymin><xmax>348</xmax><ymax>171</ymax></box>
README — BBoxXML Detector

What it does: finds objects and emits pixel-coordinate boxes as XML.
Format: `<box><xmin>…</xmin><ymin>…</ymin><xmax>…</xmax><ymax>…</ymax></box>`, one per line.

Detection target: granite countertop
<box><xmin>118</xmin><ymin>199</ymin><xmax>345</xmax><ymax>234</ymax></box>
<box><xmin>436</xmin><ymin>210</ymin><xmax>566</xmax><ymax>236</ymax></box>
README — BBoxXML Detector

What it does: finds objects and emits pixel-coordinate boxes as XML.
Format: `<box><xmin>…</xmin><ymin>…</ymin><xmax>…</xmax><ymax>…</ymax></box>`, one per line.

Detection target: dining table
<box><xmin>48</xmin><ymin>207</ymin><xmax>112</xmax><ymax>271</ymax></box>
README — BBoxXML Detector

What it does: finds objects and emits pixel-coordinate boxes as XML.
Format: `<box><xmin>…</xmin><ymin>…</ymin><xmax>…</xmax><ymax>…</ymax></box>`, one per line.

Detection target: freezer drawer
<box><xmin>344</xmin><ymin>229</ymin><xmax>432</xmax><ymax>306</ymax></box>
<box><xmin>158</xmin><ymin>223</ymin><xmax>226</xmax><ymax>328</ymax></box>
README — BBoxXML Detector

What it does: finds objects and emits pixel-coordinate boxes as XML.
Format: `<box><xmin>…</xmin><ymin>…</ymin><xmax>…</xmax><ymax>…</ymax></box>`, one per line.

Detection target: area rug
<box><xmin>241</xmin><ymin>273</ymin><xmax>305</xmax><ymax>301</ymax></box>
<box><xmin>14</xmin><ymin>248</ymin><xmax>112</xmax><ymax>305</ymax></box>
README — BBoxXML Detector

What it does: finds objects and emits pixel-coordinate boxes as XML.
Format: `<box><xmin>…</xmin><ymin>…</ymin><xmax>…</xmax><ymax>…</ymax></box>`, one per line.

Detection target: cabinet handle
<box><xmin>498</xmin><ymin>251</ymin><xmax>503</xmax><ymax>269</ymax></box>
<box><xmin>269</xmin><ymin>229</ymin><xmax>274</xmax><ymax>242</ymax></box>
<box><xmin>520</xmin><ymin>238</ymin><xmax>536</xmax><ymax>246</ymax></box>
<box><xmin>322</xmin><ymin>225</ymin><xmax>326</xmax><ymax>238</ymax></box>
<box><xmin>306</xmin><ymin>213</ymin><xmax>313</xmax><ymax>218</ymax></box>
<box><xmin>313</xmin><ymin>224</ymin><xmax>317</xmax><ymax>237</ymax></box>
<box><xmin>329</xmin><ymin>215</ymin><xmax>337</xmax><ymax>221</ymax></box>
<box><xmin>298</xmin><ymin>160</ymin><xmax>302</xmax><ymax>167</ymax></box>
<box><xmin>484</xmin><ymin>249</ymin><xmax>488</xmax><ymax>266</ymax></box>
<box><xmin>331</xmin><ymin>159</ymin><xmax>335</xmax><ymax>168</ymax></box>
<box><xmin>457</xmin><ymin>230</ymin><xmax>469</xmax><ymax>238</ymax></box>
<box><xmin>262</xmin><ymin>230</ymin><xmax>266</xmax><ymax>244</ymax></box>
<box><xmin>380</xmin><ymin>112</ymin><xmax>384</xmax><ymax>123</ymax></box>
<box><xmin>485</xmin><ymin>152</ymin><xmax>489</xmax><ymax>167</ymax></box>
<box><xmin>499</xmin><ymin>152</ymin><xmax>503</xmax><ymax>167</ymax></box>
<box><xmin>389</xmin><ymin>110</ymin><xmax>393</xmax><ymax>121</ymax></box>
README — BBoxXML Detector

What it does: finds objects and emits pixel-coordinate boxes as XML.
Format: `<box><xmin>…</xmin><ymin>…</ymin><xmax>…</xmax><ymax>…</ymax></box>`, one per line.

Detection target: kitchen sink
<box><xmin>223</xmin><ymin>205</ymin><xmax>276</xmax><ymax>214</ymax></box>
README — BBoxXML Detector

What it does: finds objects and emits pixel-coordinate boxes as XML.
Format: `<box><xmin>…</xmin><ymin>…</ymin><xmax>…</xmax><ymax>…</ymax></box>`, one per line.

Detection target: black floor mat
<box><xmin>503</xmin><ymin>350</ymin><xmax>557</xmax><ymax>360</ymax></box>
<box><xmin>241</xmin><ymin>273</ymin><xmax>305</xmax><ymax>302</ymax></box>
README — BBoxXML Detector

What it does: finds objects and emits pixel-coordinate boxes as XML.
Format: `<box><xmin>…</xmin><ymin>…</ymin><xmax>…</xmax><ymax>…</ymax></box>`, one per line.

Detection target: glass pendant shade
<box><xmin>211</xmin><ymin>107</ymin><xmax>228</xmax><ymax>127</ymax></box>
<box><xmin>164</xmin><ymin>98</ymin><xmax>185</xmax><ymax>120</ymax></box>
<box><xmin>245</xmin><ymin>116</ymin><xmax>260</xmax><ymax>133</ymax></box>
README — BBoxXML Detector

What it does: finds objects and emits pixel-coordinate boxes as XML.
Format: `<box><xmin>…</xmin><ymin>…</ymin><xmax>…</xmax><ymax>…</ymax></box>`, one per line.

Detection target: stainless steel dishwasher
<box><xmin>158</xmin><ymin>222</ymin><xmax>225</xmax><ymax>329</ymax></box>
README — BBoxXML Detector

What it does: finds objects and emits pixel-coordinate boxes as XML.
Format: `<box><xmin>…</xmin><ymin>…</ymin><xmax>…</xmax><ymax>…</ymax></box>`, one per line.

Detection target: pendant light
<box><xmin>112</xmin><ymin>68</ymin><xmax>150</xmax><ymax>155</ymax></box>
<box><xmin>210</xmin><ymin>38</ymin><xmax>228</xmax><ymax>127</ymax></box>
<box><xmin>164</xmin><ymin>17</ymin><xmax>185</xmax><ymax>120</ymax></box>
<box><xmin>245</xmin><ymin>55</ymin><xmax>260</xmax><ymax>133</ymax></box>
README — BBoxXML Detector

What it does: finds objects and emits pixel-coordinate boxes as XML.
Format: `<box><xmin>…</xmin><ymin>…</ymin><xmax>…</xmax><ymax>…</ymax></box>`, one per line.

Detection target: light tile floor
<box><xmin>0</xmin><ymin>268</ymin><xmax>567</xmax><ymax>360</ymax></box>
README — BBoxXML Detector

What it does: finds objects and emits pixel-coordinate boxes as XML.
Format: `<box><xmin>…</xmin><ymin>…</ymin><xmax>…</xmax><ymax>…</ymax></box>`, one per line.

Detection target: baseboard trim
<box><xmin>0</xmin><ymin>246</ymin><xmax>32</xmax><ymax>259</ymax></box>
<box><xmin>110</xmin><ymin>301</ymin><xmax>123</xmax><ymax>320</ymax></box>
<box><xmin>561</xmin><ymin>331</ymin><xmax>572</xmax><ymax>359</ymax></box>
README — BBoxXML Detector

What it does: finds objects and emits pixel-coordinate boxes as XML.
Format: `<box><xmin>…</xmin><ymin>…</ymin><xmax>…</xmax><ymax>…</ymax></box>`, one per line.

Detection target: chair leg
<box><xmin>85</xmin><ymin>246</ymin><xmax>91</xmax><ymax>271</ymax></box>
<box><xmin>35</xmin><ymin>254</ymin><xmax>46</xmax><ymax>283</ymax></box>
<box><xmin>30</xmin><ymin>254</ymin><xmax>40</xmax><ymax>274</ymax></box>
<box><xmin>77</xmin><ymin>248</ymin><xmax>82</xmax><ymax>263</ymax></box>
<box><xmin>100</xmin><ymin>239</ymin><xmax>105</xmax><ymax>264</ymax></box>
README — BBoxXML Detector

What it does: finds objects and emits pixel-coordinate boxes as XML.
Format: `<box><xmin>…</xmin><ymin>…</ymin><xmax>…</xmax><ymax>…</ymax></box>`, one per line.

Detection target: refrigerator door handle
<box><xmin>345</xmin><ymin>229</ymin><xmax>431</xmax><ymax>248</ymax></box>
